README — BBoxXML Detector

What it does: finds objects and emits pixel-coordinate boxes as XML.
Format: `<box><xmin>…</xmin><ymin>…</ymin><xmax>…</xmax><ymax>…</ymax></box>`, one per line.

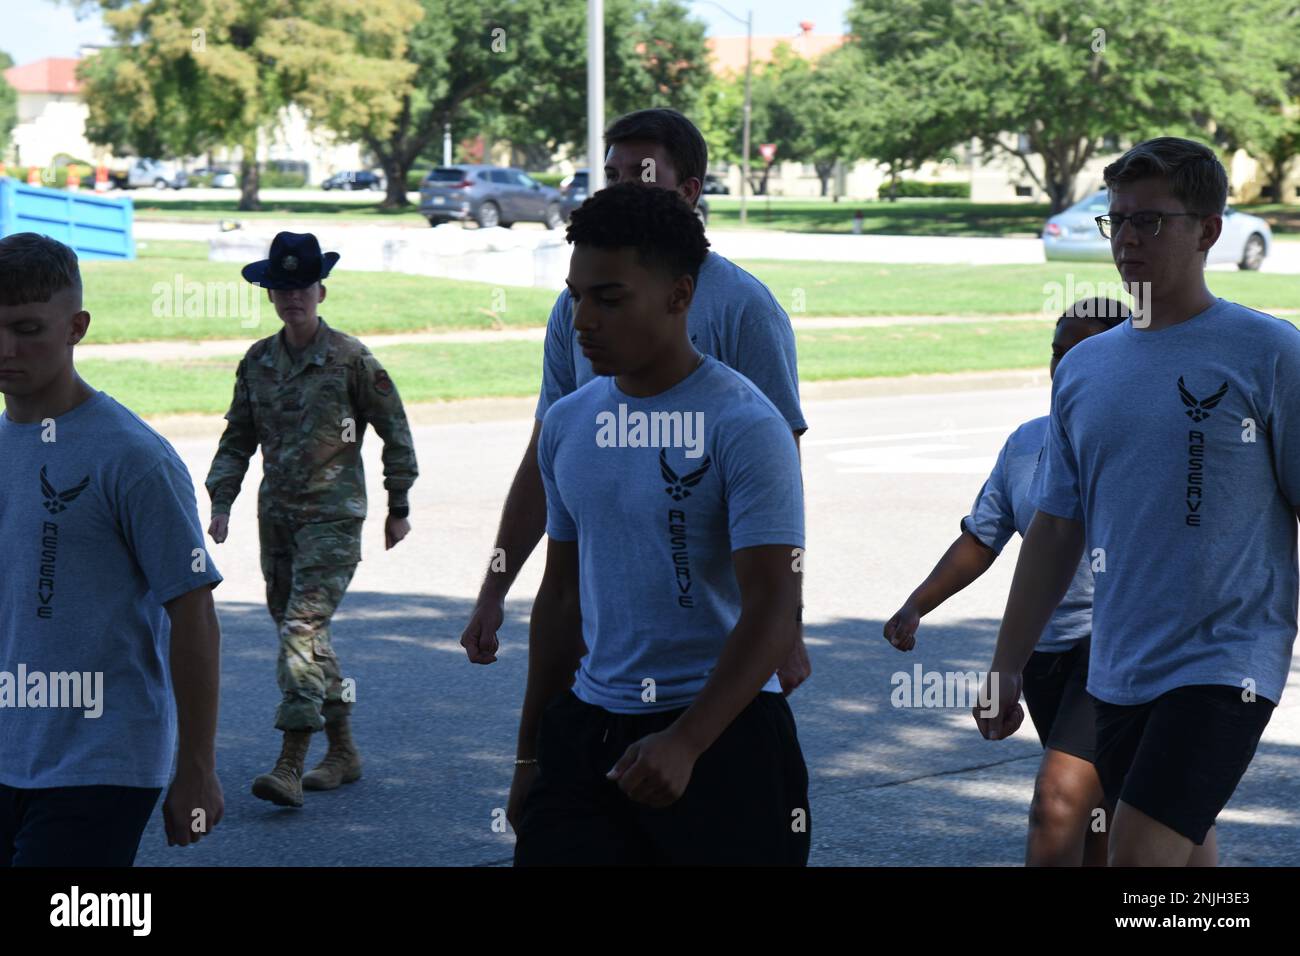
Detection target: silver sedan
<box><xmin>1043</xmin><ymin>190</ymin><xmax>1271</xmax><ymax>270</ymax></box>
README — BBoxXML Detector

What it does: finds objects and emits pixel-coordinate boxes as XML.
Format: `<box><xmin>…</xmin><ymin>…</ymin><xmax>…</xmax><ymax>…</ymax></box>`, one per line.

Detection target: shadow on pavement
<box><xmin>133</xmin><ymin>593</ymin><xmax>1300</xmax><ymax>867</ymax></box>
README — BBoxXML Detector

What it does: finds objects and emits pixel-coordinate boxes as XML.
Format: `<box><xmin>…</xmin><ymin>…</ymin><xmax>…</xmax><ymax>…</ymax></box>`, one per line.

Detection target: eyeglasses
<box><xmin>1095</xmin><ymin>211</ymin><xmax>1203</xmax><ymax>239</ymax></box>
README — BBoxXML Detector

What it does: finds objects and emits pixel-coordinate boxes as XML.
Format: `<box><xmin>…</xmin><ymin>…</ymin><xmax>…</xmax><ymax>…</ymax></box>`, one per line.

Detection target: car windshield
<box><xmin>427</xmin><ymin>168</ymin><xmax>467</xmax><ymax>183</ymax></box>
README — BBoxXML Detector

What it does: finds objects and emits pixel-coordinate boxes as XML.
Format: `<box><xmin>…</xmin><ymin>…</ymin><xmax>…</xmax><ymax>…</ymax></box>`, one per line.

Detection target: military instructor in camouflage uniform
<box><xmin>205</xmin><ymin>232</ymin><xmax>418</xmax><ymax>808</ymax></box>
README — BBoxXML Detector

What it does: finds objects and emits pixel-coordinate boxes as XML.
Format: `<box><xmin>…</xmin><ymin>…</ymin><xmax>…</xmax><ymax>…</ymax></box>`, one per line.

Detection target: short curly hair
<box><xmin>565</xmin><ymin>181</ymin><xmax>710</xmax><ymax>284</ymax></box>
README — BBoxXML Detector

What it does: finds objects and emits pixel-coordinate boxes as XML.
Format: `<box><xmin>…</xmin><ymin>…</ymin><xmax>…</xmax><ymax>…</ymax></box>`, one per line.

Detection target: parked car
<box><xmin>192</xmin><ymin>166</ymin><xmax>237</xmax><ymax>188</ymax></box>
<box><xmin>559</xmin><ymin>168</ymin><xmax>710</xmax><ymax>224</ymax></box>
<box><xmin>1043</xmin><ymin>190</ymin><xmax>1271</xmax><ymax>270</ymax></box>
<box><xmin>322</xmin><ymin>170</ymin><xmax>384</xmax><ymax>191</ymax></box>
<box><xmin>702</xmin><ymin>173</ymin><xmax>730</xmax><ymax>195</ymax></box>
<box><xmin>420</xmin><ymin>165</ymin><xmax>565</xmax><ymax>228</ymax></box>
<box><xmin>110</xmin><ymin>159</ymin><xmax>187</xmax><ymax>190</ymax></box>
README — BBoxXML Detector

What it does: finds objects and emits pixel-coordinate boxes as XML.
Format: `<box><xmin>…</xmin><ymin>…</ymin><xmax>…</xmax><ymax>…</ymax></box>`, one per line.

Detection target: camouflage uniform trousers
<box><xmin>259</xmin><ymin>515</ymin><xmax>364</xmax><ymax>732</ymax></box>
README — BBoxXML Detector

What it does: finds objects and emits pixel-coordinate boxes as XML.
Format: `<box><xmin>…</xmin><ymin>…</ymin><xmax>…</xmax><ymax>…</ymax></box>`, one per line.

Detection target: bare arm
<box><xmin>779</xmin><ymin>430</ymin><xmax>812</xmax><ymax>693</ymax></box>
<box><xmin>991</xmin><ymin>511</ymin><xmax>1085</xmax><ymax>673</ymax></box>
<box><xmin>162</xmin><ymin>584</ymin><xmax>224</xmax><ymax>846</ymax></box>
<box><xmin>609</xmin><ymin>544</ymin><xmax>800</xmax><ymax>806</ymax></box>
<box><xmin>975</xmin><ymin>510</ymin><xmax>1084</xmax><ymax>740</ymax></box>
<box><xmin>515</xmin><ymin>537</ymin><xmax>584</xmax><ymax>761</ymax></box>
<box><xmin>506</xmin><ymin>537</ymin><xmax>582</xmax><ymax>829</ymax></box>
<box><xmin>885</xmin><ymin>531</ymin><xmax>997</xmax><ymax>650</ymax></box>
<box><xmin>671</xmin><ymin>544</ymin><xmax>801</xmax><ymax>755</ymax></box>
<box><xmin>461</xmin><ymin>420</ymin><xmax>549</xmax><ymax>664</ymax></box>
<box><xmin>485</xmin><ymin>420</ymin><xmax>548</xmax><ymax>604</ymax></box>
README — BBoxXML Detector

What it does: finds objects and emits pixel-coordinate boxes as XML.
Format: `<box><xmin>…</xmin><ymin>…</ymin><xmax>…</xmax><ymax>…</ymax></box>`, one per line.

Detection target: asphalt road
<box><xmin>133</xmin><ymin>381</ymin><xmax>1300</xmax><ymax>866</ymax></box>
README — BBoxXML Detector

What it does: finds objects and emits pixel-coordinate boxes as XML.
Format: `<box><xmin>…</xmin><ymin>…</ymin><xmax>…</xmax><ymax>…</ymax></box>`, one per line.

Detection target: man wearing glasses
<box><xmin>974</xmin><ymin>137</ymin><xmax>1300</xmax><ymax>866</ymax></box>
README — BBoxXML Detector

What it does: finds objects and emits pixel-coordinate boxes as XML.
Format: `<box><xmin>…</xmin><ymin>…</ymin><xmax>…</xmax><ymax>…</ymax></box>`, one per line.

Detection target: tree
<box><xmin>312</xmin><ymin>0</ymin><xmax>708</xmax><ymax>208</ymax></box>
<box><xmin>306</xmin><ymin>0</ymin><xmax>506</xmax><ymax>208</ymax></box>
<box><xmin>746</xmin><ymin>43</ymin><xmax>859</xmax><ymax>197</ymax></box>
<box><xmin>74</xmin><ymin>0</ymin><xmax>419</xmax><ymax>210</ymax></box>
<box><xmin>0</xmin><ymin>51</ymin><xmax>17</xmax><ymax>161</ymax></box>
<box><xmin>845</xmin><ymin>0</ymin><xmax>1298</xmax><ymax>212</ymax></box>
<box><xmin>693</xmin><ymin>71</ymin><xmax>744</xmax><ymax>171</ymax></box>
<box><xmin>491</xmin><ymin>0</ymin><xmax>711</xmax><ymax>170</ymax></box>
<box><xmin>1211</xmin><ymin>3</ymin><xmax>1300</xmax><ymax>202</ymax></box>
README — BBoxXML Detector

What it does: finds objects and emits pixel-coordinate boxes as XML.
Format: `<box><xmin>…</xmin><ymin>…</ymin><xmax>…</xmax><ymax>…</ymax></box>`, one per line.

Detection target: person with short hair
<box><xmin>510</xmin><ymin>183</ymin><xmax>808</xmax><ymax>865</ymax></box>
<box><xmin>460</xmin><ymin>108</ymin><xmax>811</xmax><ymax>698</ymax></box>
<box><xmin>886</xmin><ymin>298</ymin><xmax>1126</xmax><ymax>866</ymax></box>
<box><xmin>975</xmin><ymin>137</ymin><xmax>1300</xmax><ymax>866</ymax></box>
<box><xmin>0</xmin><ymin>232</ymin><xmax>224</xmax><ymax>865</ymax></box>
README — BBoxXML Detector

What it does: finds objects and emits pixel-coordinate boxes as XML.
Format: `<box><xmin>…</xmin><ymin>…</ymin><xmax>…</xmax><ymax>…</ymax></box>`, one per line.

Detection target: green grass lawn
<box><xmin>82</xmin><ymin>252</ymin><xmax>561</xmax><ymax>343</ymax></box>
<box><xmin>84</xmin><ymin>248</ymin><xmax>1299</xmax><ymax>345</ymax></box>
<box><xmin>705</xmin><ymin>198</ymin><xmax>1052</xmax><ymax>236</ymax></box>
<box><xmin>85</xmin><ymin>317</ymin><xmax>1300</xmax><ymax>417</ymax></box>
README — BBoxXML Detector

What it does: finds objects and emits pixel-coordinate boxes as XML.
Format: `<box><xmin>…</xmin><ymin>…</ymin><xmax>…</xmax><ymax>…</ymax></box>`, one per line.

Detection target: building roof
<box><xmin>3</xmin><ymin>58</ymin><xmax>82</xmax><ymax>95</ymax></box>
<box><xmin>706</xmin><ymin>23</ymin><xmax>847</xmax><ymax>75</ymax></box>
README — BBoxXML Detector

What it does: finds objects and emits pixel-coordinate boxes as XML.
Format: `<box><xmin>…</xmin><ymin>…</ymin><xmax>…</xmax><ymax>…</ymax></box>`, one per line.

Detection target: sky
<box><xmin>2</xmin><ymin>0</ymin><xmax>854</xmax><ymax>64</ymax></box>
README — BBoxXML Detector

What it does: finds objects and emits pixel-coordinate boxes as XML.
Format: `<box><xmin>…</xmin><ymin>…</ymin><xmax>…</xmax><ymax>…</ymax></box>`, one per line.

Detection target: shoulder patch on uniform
<box><xmin>373</xmin><ymin>369</ymin><xmax>394</xmax><ymax>396</ymax></box>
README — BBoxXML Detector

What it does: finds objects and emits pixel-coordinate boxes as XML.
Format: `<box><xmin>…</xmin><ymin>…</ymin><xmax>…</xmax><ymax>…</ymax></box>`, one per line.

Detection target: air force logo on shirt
<box><xmin>1177</xmin><ymin>375</ymin><xmax>1230</xmax><ymax>528</ymax></box>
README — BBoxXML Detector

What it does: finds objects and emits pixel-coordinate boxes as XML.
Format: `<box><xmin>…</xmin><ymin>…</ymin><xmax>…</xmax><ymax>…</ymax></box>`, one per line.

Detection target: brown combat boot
<box><xmin>301</xmin><ymin>715</ymin><xmax>362</xmax><ymax>791</ymax></box>
<box><xmin>251</xmin><ymin>730</ymin><xmax>313</xmax><ymax>807</ymax></box>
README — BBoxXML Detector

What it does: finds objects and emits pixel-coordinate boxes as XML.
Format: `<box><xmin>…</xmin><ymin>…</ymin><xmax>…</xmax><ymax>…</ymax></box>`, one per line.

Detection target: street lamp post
<box><xmin>696</xmin><ymin>1</ymin><xmax>753</xmax><ymax>226</ymax></box>
<box><xmin>588</xmin><ymin>0</ymin><xmax>605</xmax><ymax>194</ymax></box>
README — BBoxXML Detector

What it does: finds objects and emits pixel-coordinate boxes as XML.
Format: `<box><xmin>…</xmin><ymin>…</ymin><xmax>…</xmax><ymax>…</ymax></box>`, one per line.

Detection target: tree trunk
<box><xmin>1048</xmin><ymin>178</ymin><xmax>1073</xmax><ymax>215</ymax></box>
<box><xmin>238</xmin><ymin>160</ymin><xmax>261</xmax><ymax>211</ymax></box>
<box><xmin>379</xmin><ymin>152</ymin><xmax>411</xmax><ymax>209</ymax></box>
<box><xmin>521</xmin><ymin>142</ymin><xmax>552</xmax><ymax>172</ymax></box>
<box><xmin>237</xmin><ymin>137</ymin><xmax>261</xmax><ymax>212</ymax></box>
<box><xmin>815</xmin><ymin>160</ymin><xmax>835</xmax><ymax>197</ymax></box>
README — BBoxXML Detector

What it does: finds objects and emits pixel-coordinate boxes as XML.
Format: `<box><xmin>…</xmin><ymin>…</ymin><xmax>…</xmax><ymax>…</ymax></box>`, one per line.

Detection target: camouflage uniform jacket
<box><xmin>205</xmin><ymin>317</ymin><xmax>417</xmax><ymax>522</ymax></box>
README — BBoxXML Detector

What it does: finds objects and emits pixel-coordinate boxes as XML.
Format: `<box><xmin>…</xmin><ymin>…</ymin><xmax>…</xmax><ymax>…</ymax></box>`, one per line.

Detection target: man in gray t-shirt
<box><xmin>459</xmin><ymin>108</ymin><xmax>811</xmax><ymax>695</ymax></box>
<box><xmin>0</xmin><ymin>233</ymin><xmax>224</xmax><ymax>866</ymax></box>
<box><xmin>975</xmin><ymin>137</ymin><xmax>1300</xmax><ymax>867</ymax></box>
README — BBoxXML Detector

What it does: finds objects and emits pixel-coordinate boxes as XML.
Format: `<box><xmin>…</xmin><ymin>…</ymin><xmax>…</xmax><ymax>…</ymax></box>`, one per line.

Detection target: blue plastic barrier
<box><xmin>0</xmin><ymin>177</ymin><xmax>136</xmax><ymax>261</ymax></box>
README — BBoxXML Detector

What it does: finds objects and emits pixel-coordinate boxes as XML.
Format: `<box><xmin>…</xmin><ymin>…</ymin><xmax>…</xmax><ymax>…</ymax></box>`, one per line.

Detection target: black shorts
<box><xmin>0</xmin><ymin>784</ymin><xmax>162</xmax><ymax>867</ymax></box>
<box><xmin>1094</xmin><ymin>683</ymin><xmax>1275</xmax><ymax>845</ymax></box>
<box><xmin>1020</xmin><ymin>638</ymin><xmax>1098</xmax><ymax>763</ymax></box>
<box><xmin>514</xmin><ymin>690</ymin><xmax>810</xmax><ymax>866</ymax></box>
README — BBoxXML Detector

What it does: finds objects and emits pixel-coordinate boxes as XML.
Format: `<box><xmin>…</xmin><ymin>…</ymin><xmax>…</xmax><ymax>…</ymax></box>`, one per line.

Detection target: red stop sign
<box><xmin>759</xmin><ymin>143</ymin><xmax>777</xmax><ymax>163</ymax></box>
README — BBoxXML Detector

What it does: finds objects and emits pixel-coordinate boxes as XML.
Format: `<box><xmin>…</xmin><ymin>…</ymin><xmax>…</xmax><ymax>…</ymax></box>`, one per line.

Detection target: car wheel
<box><xmin>544</xmin><ymin>203</ymin><xmax>563</xmax><ymax>230</ymax></box>
<box><xmin>1239</xmin><ymin>233</ymin><xmax>1265</xmax><ymax>271</ymax></box>
<box><xmin>426</xmin><ymin>216</ymin><xmax>443</xmax><ymax>227</ymax></box>
<box><xmin>154</xmin><ymin>178</ymin><xmax>167</xmax><ymax>189</ymax></box>
<box><xmin>476</xmin><ymin>202</ymin><xmax>501</xmax><ymax>228</ymax></box>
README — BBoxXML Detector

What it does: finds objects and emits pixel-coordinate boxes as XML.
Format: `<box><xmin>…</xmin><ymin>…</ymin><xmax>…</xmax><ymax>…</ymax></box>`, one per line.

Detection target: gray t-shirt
<box><xmin>535</xmin><ymin>250</ymin><xmax>806</xmax><ymax>432</ymax></box>
<box><xmin>1029</xmin><ymin>299</ymin><xmax>1300</xmax><ymax>705</ymax></box>
<box><xmin>0</xmin><ymin>391</ymin><xmax>222</xmax><ymax>787</ymax></box>
<box><xmin>538</xmin><ymin>354</ymin><xmax>804</xmax><ymax>713</ymax></box>
<box><xmin>962</xmin><ymin>416</ymin><xmax>1093</xmax><ymax>653</ymax></box>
